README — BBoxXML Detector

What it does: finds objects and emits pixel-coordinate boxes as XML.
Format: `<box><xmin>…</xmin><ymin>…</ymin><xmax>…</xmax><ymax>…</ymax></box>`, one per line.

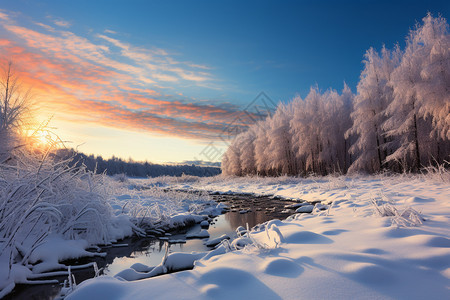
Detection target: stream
<box><xmin>6</xmin><ymin>193</ymin><xmax>303</xmax><ymax>300</ymax></box>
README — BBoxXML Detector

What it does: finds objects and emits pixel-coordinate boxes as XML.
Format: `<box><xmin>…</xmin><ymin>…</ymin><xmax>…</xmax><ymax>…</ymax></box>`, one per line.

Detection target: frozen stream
<box><xmin>6</xmin><ymin>193</ymin><xmax>303</xmax><ymax>300</ymax></box>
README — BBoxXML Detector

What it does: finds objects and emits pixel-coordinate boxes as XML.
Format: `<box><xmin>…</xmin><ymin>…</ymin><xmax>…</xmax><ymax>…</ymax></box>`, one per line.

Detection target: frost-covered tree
<box><xmin>254</xmin><ymin>119</ymin><xmax>272</xmax><ymax>175</ymax></box>
<box><xmin>321</xmin><ymin>84</ymin><xmax>353</xmax><ymax>173</ymax></box>
<box><xmin>224</xmin><ymin>135</ymin><xmax>243</xmax><ymax>176</ymax></box>
<box><xmin>290</xmin><ymin>85</ymin><xmax>353</xmax><ymax>175</ymax></box>
<box><xmin>221</xmin><ymin>13</ymin><xmax>449</xmax><ymax>177</ymax></box>
<box><xmin>0</xmin><ymin>61</ymin><xmax>32</xmax><ymax>155</ymax></box>
<box><xmin>267</xmin><ymin>102</ymin><xmax>296</xmax><ymax>175</ymax></box>
<box><xmin>415</xmin><ymin>14</ymin><xmax>450</xmax><ymax>142</ymax></box>
<box><xmin>239</xmin><ymin>126</ymin><xmax>257</xmax><ymax>175</ymax></box>
<box><xmin>291</xmin><ymin>87</ymin><xmax>327</xmax><ymax>174</ymax></box>
<box><xmin>347</xmin><ymin>46</ymin><xmax>401</xmax><ymax>173</ymax></box>
<box><xmin>384</xmin><ymin>14</ymin><xmax>450</xmax><ymax>170</ymax></box>
<box><xmin>221</xmin><ymin>150</ymin><xmax>232</xmax><ymax>175</ymax></box>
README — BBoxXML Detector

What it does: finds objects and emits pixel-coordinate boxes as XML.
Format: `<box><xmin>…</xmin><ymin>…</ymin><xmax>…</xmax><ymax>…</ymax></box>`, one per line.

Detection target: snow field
<box><xmin>68</xmin><ymin>173</ymin><xmax>450</xmax><ymax>299</ymax></box>
<box><xmin>0</xmin><ymin>169</ymin><xmax>223</xmax><ymax>297</ymax></box>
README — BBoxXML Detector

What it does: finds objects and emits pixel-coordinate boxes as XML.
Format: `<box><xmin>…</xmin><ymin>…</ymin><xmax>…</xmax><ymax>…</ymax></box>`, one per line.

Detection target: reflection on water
<box><xmin>105</xmin><ymin>194</ymin><xmax>296</xmax><ymax>276</ymax></box>
<box><xmin>104</xmin><ymin>214</ymin><xmax>237</xmax><ymax>276</ymax></box>
<box><xmin>225</xmin><ymin>210</ymin><xmax>269</xmax><ymax>230</ymax></box>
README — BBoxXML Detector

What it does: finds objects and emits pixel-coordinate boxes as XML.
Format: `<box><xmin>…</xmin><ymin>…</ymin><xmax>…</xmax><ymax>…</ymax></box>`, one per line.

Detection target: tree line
<box><xmin>55</xmin><ymin>149</ymin><xmax>221</xmax><ymax>178</ymax></box>
<box><xmin>222</xmin><ymin>14</ymin><xmax>450</xmax><ymax>176</ymax></box>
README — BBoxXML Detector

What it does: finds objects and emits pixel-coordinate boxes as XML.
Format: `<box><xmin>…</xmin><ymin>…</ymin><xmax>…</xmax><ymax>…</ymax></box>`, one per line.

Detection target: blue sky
<box><xmin>0</xmin><ymin>0</ymin><xmax>448</xmax><ymax>163</ymax></box>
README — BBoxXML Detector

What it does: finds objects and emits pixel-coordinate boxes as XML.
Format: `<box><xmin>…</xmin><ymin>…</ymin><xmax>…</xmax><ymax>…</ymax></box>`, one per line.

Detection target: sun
<box><xmin>29</xmin><ymin>129</ymin><xmax>53</xmax><ymax>148</ymax></box>
<box><xmin>36</xmin><ymin>131</ymin><xmax>51</xmax><ymax>145</ymax></box>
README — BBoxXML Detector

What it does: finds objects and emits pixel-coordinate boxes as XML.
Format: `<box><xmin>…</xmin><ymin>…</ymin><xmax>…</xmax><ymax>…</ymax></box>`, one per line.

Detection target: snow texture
<box><xmin>68</xmin><ymin>173</ymin><xmax>450</xmax><ymax>299</ymax></box>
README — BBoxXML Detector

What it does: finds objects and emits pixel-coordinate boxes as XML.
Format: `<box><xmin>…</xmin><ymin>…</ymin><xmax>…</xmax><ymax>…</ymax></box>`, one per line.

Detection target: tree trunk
<box><xmin>344</xmin><ymin>138</ymin><xmax>347</xmax><ymax>172</ymax></box>
<box><xmin>374</xmin><ymin>124</ymin><xmax>382</xmax><ymax>171</ymax></box>
<box><xmin>413</xmin><ymin>112</ymin><xmax>421</xmax><ymax>170</ymax></box>
<box><xmin>436</xmin><ymin>140</ymin><xmax>440</xmax><ymax>165</ymax></box>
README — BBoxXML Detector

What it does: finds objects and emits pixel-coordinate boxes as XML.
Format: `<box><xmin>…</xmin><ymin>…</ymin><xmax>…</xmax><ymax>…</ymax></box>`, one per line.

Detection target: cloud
<box><xmin>34</xmin><ymin>22</ymin><xmax>56</xmax><ymax>32</ymax></box>
<box><xmin>53</xmin><ymin>18</ymin><xmax>71</xmax><ymax>28</ymax></box>
<box><xmin>0</xmin><ymin>34</ymin><xmax>249</xmax><ymax>141</ymax></box>
<box><xmin>97</xmin><ymin>34</ymin><xmax>212</xmax><ymax>83</ymax></box>
<box><xmin>104</xmin><ymin>29</ymin><xmax>117</xmax><ymax>34</ymax></box>
<box><xmin>0</xmin><ymin>11</ymin><xmax>10</xmax><ymax>21</ymax></box>
<box><xmin>0</xmin><ymin>11</ymin><xmax>263</xmax><ymax>142</ymax></box>
<box><xmin>152</xmin><ymin>73</ymin><xmax>179</xmax><ymax>82</ymax></box>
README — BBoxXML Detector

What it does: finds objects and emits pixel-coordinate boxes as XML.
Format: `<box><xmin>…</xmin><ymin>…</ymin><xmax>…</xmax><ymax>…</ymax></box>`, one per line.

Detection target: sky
<box><xmin>0</xmin><ymin>0</ymin><xmax>449</xmax><ymax>164</ymax></box>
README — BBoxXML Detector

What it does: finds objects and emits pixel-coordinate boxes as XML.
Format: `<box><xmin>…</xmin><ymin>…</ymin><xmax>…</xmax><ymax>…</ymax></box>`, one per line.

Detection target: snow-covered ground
<box><xmin>66</xmin><ymin>173</ymin><xmax>450</xmax><ymax>299</ymax></box>
<box><xmin>0</xmin><ymin>173</ymin><xmax>223</xmax><ymax>298</ymax></box>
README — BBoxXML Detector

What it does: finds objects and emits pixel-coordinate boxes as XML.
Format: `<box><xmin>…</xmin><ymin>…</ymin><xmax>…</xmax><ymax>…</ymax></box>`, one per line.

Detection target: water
<box><xmin>105</xmin><ymin>193</ymin><xmax>298</xmax><ymax>276</ymax></box>
<box><xmin>6</xmin><ymin>193</ymin><xmax>300</xmax><ymax>299</ymax></box>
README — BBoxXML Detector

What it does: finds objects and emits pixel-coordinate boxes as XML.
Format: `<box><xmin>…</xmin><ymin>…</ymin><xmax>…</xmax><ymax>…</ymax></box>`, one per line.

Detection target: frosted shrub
<box><xmin>0</xmin><ymin>137</ymin><xmax>118</xmax><ymax>294</ymax></box>
<box><xmin>371</xmin><ymin>199</ymin><xmax>423</xmax><ymax>227</ymax></box>
<box><xmin>108</xmin><ymin>178</ymin><xmax>212</xmax><ymax>231</ymax></box>
<box><xmin>421</xmin><ymin>161</ymin><xmax>450</xmax><ymax>183</ymax></box>
<box><xmin>112</xmin><ymin>173</ymin><xmax>128</xmax><ymax>183</ymax></box>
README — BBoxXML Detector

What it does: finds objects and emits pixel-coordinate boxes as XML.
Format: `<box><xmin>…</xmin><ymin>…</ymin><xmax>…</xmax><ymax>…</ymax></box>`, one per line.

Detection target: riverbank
<box><xmin>67</xmin><ymin>173</ymin><xmax>450</xmax><ymax>299</ymax></box>
<box><xmin>0</xmin><ymin>175</ymin><xmax>224</xmax><ymax>298</ymax></box>
<box><xmin>5</xmin><ymin>188</ymin><xmax>309</xmax><ymax>299</ymax></box>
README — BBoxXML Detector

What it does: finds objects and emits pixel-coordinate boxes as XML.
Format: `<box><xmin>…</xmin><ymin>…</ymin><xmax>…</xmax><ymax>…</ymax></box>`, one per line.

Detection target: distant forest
<box><xmin>55</xmin><ymin>149</ymin><xmax>221</xmax><ymax>177</ymax></box>
<box><xmin>222</xmin><ymin>14</ymin><xmax>450</xmax><ymax>176</ymax></box>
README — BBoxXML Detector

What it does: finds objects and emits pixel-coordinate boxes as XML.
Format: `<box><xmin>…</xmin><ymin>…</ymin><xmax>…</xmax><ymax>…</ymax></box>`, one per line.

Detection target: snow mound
<box><xmin>261</xmin><ymin>257</ymin><xmax>304</xmax><ymax>278</ymax></box>
<box><xmin>205</xmin><ymin>234</ymin><xmax>230</xmax><ymax>247</ymax></box>
<box><xmin>295</xmin><ymin>205</ymin><xmax>314</xmax><ymax>213</ymax></box>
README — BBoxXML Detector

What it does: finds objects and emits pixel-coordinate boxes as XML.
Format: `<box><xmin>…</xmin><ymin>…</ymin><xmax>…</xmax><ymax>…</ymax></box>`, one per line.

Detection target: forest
<box><xmin>221</xmin><ymin>14</ymin><xmax>450</xmax><ymax>176</ymax></box>
<box><xmin>55</xmin><ymin>149</ymin><xmax>221</xmax><ymax>178</ymax></box>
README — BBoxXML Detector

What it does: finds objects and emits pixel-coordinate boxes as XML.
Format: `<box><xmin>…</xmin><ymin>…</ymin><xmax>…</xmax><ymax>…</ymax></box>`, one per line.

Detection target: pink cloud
<box><xmin>0</xmin><ymin>38</ymin><xmax>247</xmax><ymax>140</ymax></box>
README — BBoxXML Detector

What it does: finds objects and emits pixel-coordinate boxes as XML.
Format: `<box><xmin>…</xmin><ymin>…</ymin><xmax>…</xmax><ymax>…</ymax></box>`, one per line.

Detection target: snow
<box><xmin>164</xmin><ymin>252</ymin><xmax>205</xmax><ymax>272</ymax></box>
<box><xmin>200</xmin><ymin>220</ymin><xmax>210</xmax><ymax>228</ymax></box>
<box><xmin>0</xmin><ymin>172</ymin><xmax>217</xmax><ymax>296</ymax></box>
<box><xmin>230</xmin><ymin>237</ymin><xmax>253</xmax><ymax>249</ymax></box>
<box><xmin>186</xmin><ymin>229</ymin><xmax>210</xmax><ymax>239</ymax></box>
<box><xmin>205</xmin><ymin>234</ymin><xmax>230</xmax><ymax>247</ymax></box>
<box><xmin>28</xmin><ymin>236</ymin><xmax>106</xmax><ymax>274</ymax></box>
<box><xmin>67</xmin><ymin>173</ymin><xmax>450</xmax><ymax>299</ymax></box>
<box><xmin>295</xmin><ymin>205</ymin><xmax>314</xmax><ymax>213</ymax></box>
<box><xmin>130</xmin><ymin>263</ymin><xmax>154</xmax><ymax>273</ymax></box>
<box><xmin>168</xmin><ymin>214</ymin><xmax>206</xmax><ymax>228</ymax></box>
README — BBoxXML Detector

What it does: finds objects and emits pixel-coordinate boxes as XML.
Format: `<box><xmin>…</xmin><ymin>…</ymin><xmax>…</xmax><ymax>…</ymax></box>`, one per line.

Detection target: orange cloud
<box><xmin>0</xmin><ymin>37</ymin><xmax>246</xmax><ymax>140</ymax></box>
<box><xmin>0</xmin><ymin>11</ymin><xmax>256</xmax><ymax>142</ymax></box>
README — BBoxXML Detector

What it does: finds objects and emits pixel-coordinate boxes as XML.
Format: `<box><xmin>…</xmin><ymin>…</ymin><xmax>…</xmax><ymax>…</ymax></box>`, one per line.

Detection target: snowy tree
<box><xmin>221</xmin><ymin>150</ymin><xmax>232</xmax><ymax>175</ymax></box>
<box><xmin>239</xmin><ymin>126</ymin><xmax>257</xmax><ymax>175</ymax></box>
<box><xmin>321</xmin><ymin>84</ymin><xmax>353</xmax><ymax>173</ymax></box>
<box><xmin>0</xmin><ymin>61</ymin><xmax>32</xmax><ymax>154</ymax></box>
<box><xmin>254</xmin><ymin>119</ymin><xmax>272</xmax><ymax>175</ymax></box>
<box><xmin>384</xmin><ymin>14</ymin><xmax>450</xmax><ymax>170</ymax></box>
<box><xmin>347</xmin><ymin>46</ymin><xmax>401</xmax><ymax>173</ymax></box>
<box><xmin>415</xmin><ymin>14</ymin><xmax>450</xmax><ymax>142</ymax></box>
<box><xmin>290</xmin><ymin>85</ymin><xmax>353</xmax><ymax>175</ymax></box>
<box><xmin>414</xmin><ymin>14</ymin><xmax>450</xmax><ymax>164</ymax></box>
<box><xmin>266</xmin><ymin>102</ymin><xmax>296</xmax><ymax>175</ymax></box>
<box><xmin>222</xmin><ymin>136</ymin><xmax>242</xmax><ymax>176</ymax></box>
<box><xmin>339</xmin><ymin>84</ymin><xmax>355</xmax><ymax>171</ymax></box>
<box><xmin>221</xmin><ymin>13</ymin><xmax>449</xmax><ymax>177</ymax></box>
<box><xmin>291</xmin><ymin>87</ymin><xmax>325</xmax><ymax>174</ymax></box>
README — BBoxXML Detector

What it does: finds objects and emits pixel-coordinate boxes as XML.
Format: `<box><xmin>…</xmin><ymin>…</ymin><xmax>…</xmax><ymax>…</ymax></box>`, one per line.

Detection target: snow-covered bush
<box><xmin>0</xmin><ymin>61</ymin><xmax>126</xmax><ymax>296</ymax></box>
<box><xmin>0</xmin><ymin>138</ymin><xmax>118</xmax><ymax>289</ymax></box>
<box><xmin>421</xmin><ymin>161</ymin><xmax>450</xmax><ymax>183</ymax></box>
<box><xmin>371</xmin><ymin>198</ymin><xmax>423</xmax><ymax>227</ymax></box>
<box><xmin>108</xmin><ymin>179</ymin><xmax>213</xmax><ymax>231</ymax></box>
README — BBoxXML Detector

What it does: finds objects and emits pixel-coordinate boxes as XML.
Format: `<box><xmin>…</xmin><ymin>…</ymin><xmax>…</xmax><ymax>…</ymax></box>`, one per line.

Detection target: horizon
<box><xmin>0</xmin><ymin>0</ymin><xmax>448</xmax><ymax>164</ymax></box>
